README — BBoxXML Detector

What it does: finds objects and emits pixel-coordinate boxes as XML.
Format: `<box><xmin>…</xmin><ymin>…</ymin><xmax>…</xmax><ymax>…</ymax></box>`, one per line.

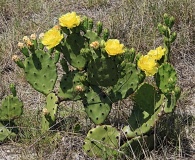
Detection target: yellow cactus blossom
<box><xmin>138</xmin><ymin>55</ymin><xmax>158</xmax><ymax>76</ymax></box>
<box><xmin>105</xmin><ymin>39</ymin><xmax>125</xmax><ymax>56</ymax></box>
<box><xmin>41</xmin><ymin>27</ymin><xmax>63</xmax><ymax>49</ymax></box>
<box><xmin>59</xmin><ymin>12</ymin><xmax>81</xmax><ymax>29</ymax></box>
<box><xmin>147</xmin><ymin>46</ymin><xmax>166</xmax><ymax>60</ymax></box>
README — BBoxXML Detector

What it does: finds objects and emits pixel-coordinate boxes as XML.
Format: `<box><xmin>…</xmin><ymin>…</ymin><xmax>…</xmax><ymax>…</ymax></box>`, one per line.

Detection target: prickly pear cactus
<box><xmin>41</xmin><ymin>93</ymin><xmax>58</xmax><ymax>132</ymax></box>
<box><xmin>83</xmin><ymin>125</ymin><xmax>120</xmax><ymax>158</ymax></box>
<box><xmin>0</xmin><ymin>84</ymin><xmax>23</xmax><ymax>142</ymax></box>
<box><xmin>0</xmin><ymin>95</ymin><xmax>23</xmax><ymax>121</ymax></box>
<box><xmin>83</xmin><ymin>86</ymin><xmax>112</xmax><ymax>124</ymax></box>
<box><xmin>23</xmin><ymin>50</ymin><xmax>58</xmax><ymax>95</ymax></box>
<box><xmin>122</xmin><ymin>83</ymin><xmax>164</xmax><ymax>138</ymax></box>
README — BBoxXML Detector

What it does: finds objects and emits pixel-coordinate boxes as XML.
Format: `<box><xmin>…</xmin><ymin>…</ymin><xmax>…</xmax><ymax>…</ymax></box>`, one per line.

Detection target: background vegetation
<box><xmin>0</xmin><ymin>0</ymin><xmax>194</xmax><ymax>159</ymax></box>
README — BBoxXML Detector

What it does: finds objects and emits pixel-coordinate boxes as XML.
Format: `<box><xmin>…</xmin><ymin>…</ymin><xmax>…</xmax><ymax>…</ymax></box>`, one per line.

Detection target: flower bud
<box><xmin>90</xmin><ymin>41</ymin><xmax>99</xmax><ymax>49</ymax></box>
<box><xmin>23</xmin><ymin>36</ymin><xmax>30</xmax><ymax>42</ymax></box>
<box><xmin>12</xmin><ymin>55</ymin><xmax>19</xmax><ymax>62</ymax></box>
<box><xmin>169</xmin><ymin>16</ymin><xmax>175</xmax><ymax>28</ymax></box>
<box><xmin>18</xmin><ymin>42</ymin><xmax>25</xmax><ymax>49</ymax></box>
<box><xmin>96</xmin><ymin>21</ymin><xmax>103</xmax><ymax>35</ymax></box>
<box><xmin>42</xmin><ymin>108</ymin><xmax>49</xmax><ymax>115</ymax></box>
<box><xmin>39</xmin><ymin>33</ymin><xmax>45</xmax><ymax>39</ymax></box>
<box><xmin>30</xmin><ymin>33</ymin><xmax>37</xmax><ymax>40</ymax></box>
<box><xmin>75</xmin><ymin>85</ymin><xmax>84</xmax><ymax>92</ymax></box>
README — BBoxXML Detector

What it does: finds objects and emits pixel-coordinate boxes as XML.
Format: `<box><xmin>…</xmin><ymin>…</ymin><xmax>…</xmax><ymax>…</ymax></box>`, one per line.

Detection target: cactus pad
<box><xmin>0</xmin><ymin>95</ymin><xmax>23</xmax><ymax>121</ymax></box>
<box><xmin>62</xmin><ymin>33</ymin><xmax>86</xmax><ymax>70</ymax></box>
<box><xmin>58</xmin><ymin>71</ymin><xmax>87</xmax><ymax>101</ymax></box>
<box><xmin>83</xmin><ymin>86</ymin><xmax>112</xmax><ymax>124</ymax></box>
<box><xmin>24</xmin><ymin>50</ymin><xmax>58</xmax><ymax>95</ymax></box>
<box><xmin>123</xmin><ymin>83</ymin><xmax>164</xmax><ymax>138</ymax></box>
<box><xmin>83</xmin><ymin>125</ymin><xmax>120</xmax><ymax>158</ymax></box>
<box><xmin>85</xmin><ymin>30</ymin><xmax>102</xmax><ymax>44</ymax></box>
<box><xmin>87</xmin><ymin>57</ymin><xmax>118</xmax><ymax>87</ymax></box>
<box><xmin>112</xmin><ymin>63</ymin><xmax>142</xmax><ymax>101</ymax></box>
<box><xmin>41</xmin><ymin>93</ymin><xmax>58</xmax><ymax>132</ymax></box>
<box><xmin>163</xmin><ymin>88</ymin><xmax>180</xmax><ymax>113</ymax></box>
<box><xmin>0</xmin><ymin>122</ymin><xmax>16</xmax><ymax>142</ymax></box>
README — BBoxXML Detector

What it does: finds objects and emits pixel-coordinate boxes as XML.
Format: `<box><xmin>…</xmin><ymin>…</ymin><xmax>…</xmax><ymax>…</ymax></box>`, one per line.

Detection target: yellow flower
<box><xmin>105</xmin><ymin>39</ymin><xmax>125</xmax><ymax>56</ymax></box>
<box><xmin>138</xmin><ymin>55</ymin><xmax>158</xmax><ymax>76</ymax></box>
<box><xmin>147</xmin><ymin>46</ymin><xmax>166</xmax><ymax>60</ymax></box>
<box><xmin>59</xmin><ymin>12</ymin><xmax>80</xmax><ymax>29</ymax></box>
<box><xmin>41</xmin><ymin>27</ymin><xmax>63</xmax><ymax>49</ymax></box>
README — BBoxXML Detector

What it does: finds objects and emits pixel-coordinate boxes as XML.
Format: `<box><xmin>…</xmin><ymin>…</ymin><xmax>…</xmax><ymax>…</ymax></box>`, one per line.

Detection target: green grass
<box><xmin>0</xmin><ymin>0</ymin><xmax>194</xmax><ymax>159</ymax></box>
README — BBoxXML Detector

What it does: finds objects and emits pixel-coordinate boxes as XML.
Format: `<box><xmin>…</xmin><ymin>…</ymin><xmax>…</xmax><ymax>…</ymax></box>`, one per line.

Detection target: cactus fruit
<box><xmin>83</xmin><ymin>86</ymin><xmax>112</xmax><ymax>124</ymax></box>
<box><xmin>83</xmin><ymin>125</ymin><xmax>120</xmax><ymax>158</ymax></box>
<box><xmin>41</xmin><ymin>93</ymin><xmax>58</xmax><ymax>132</ymax></box>
<box><xmin>24</xmin><ymin>50</ymin><xmax>58</xmax><ymax>95</ymax></box>
<box><xmin>156</xmin><ymin>63</ymin><xmax>177</xmax><ymax>94</ymax></box>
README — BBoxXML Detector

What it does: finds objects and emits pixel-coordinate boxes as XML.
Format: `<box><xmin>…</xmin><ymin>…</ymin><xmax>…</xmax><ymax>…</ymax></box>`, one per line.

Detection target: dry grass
<box><xmin>0</xmin><ymin>0</ymin><xmax>194</xmax><ymax>159</ymax></box>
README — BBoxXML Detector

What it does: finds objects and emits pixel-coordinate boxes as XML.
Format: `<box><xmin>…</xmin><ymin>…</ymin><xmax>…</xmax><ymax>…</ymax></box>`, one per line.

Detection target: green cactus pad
<box><xmin>134</xmin><ymin>83</ymin><xmax>161</xmax><ymax>113</ymax></box>
<box><xmin>83</xmin><ymin>86</ymin><xmax>112</xmax><ymax>124</ymax></box>
<box><xmin>58</xmin><ymin>71</ymin><xmax>87</xmax><ymax>101</ymax></box>
<box><xmin>87</xmin><ymin>57</ymin><xmax>118</xmax><ymax>87</ymax></box>
<box><xmin>123</xmin><ymin>83</ymin><xmax>164</xmax><ymax>138</ymax></box>
<box><xmin>85</xmin><ymin>30</ymin><xmax>102</xmax><ymax>44</ymax></box>
<box><xmin>83</xmin><ymin>125</ymin><xmax>120</xmax><ymax>158</ymax></box>
<box><xmin>112</xmin><ymin>63</ymin><xmax>142</xmax><ymax>101</ymax></box>
<box><xmin>41</xmin><ymin>93</ymin><xmax>58</xmax><ymax>132</ymax></box>
<box><xmin>62</xmin><ymin>33</ymin><xmax>86</xmax><ymax>70</ymax></box>
<box><xmin>0</xmin><ymin>95</ymin><xmax>23</xmax><ymax>121</ymax></box>
<box><xmin>163</xmin><ymin>89</ymin><xmax>179</xmax><ymax>113</ymax></box>
<box><xmin>156</xmin><ymin>63</ymin><xmax>177</xmax><ymax>94</ymax></box>
<box><xmin>24</xmin><ymin>50</ymin><xmax>58</xmax><ymax>95</ymax></box>
<box><xmin>0</xmin><ymin>123</ymin><xmax>16</xmax><ymax>142</ymax></box>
